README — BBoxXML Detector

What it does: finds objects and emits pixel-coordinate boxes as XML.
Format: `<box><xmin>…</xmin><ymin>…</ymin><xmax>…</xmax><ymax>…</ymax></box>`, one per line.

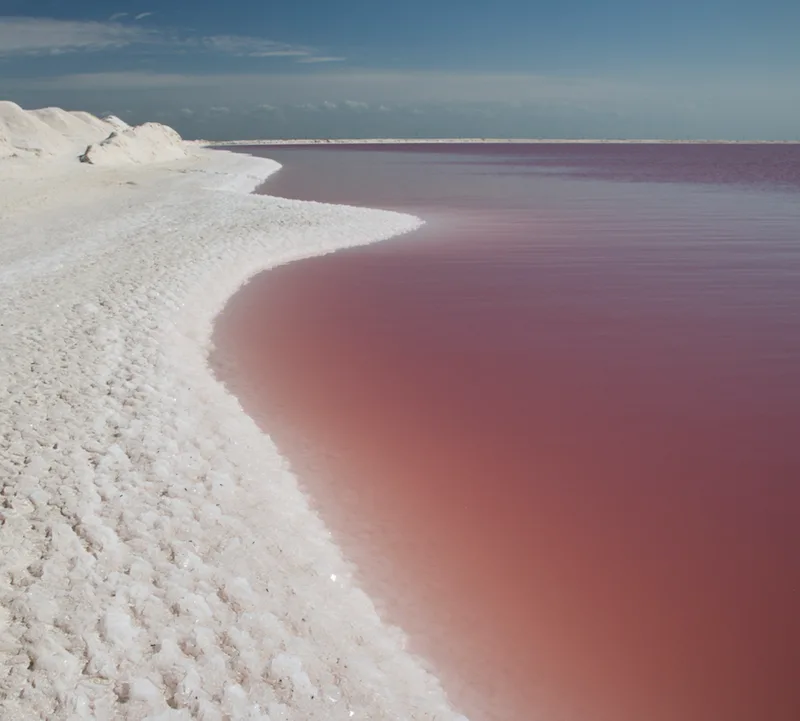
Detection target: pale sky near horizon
<box><xmin>0</xmin><ymin>1</ymin><xmax>798</xmax><ymax>139</ymax></box>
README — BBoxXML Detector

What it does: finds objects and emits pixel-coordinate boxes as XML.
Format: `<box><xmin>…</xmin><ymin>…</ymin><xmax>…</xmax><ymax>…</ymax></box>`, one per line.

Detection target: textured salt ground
<box><xmin>0</xmin><ymin>147</ymin><xmax>466</xmax><ymax>721</ymax></box>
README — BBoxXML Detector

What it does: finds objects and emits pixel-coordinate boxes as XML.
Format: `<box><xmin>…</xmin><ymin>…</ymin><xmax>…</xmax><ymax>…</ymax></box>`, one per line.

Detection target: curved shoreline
<box><xmin>0</xmin><ymin>147</ymin><xmax>465</xmax><ymax>720</ymax></box>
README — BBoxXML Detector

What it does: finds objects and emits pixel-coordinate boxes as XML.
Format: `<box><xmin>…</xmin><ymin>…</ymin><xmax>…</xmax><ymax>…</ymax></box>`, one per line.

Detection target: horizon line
<box><xmin>203</xmin><ymin>138</ymin><xmax>800</xmax><ymax>146</ymax></box>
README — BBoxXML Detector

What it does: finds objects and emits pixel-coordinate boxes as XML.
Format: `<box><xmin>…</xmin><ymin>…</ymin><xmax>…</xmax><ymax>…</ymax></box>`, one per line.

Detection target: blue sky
<box><xmin>1</xmin><ymin>1</ymin><xmax>798</xmax><ymax>139</ymax></box>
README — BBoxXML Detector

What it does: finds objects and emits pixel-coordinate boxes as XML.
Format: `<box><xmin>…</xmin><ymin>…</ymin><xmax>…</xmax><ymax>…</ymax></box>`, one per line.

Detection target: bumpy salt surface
<box><xmin>80</xmin><ymin>123</ymin><xmax>187</xmax><ymax>166</ymax></box>
<box><xmin>0</xmin><ymin>126</ymin><xmax>464</xmax><ymax>718</ymax></box>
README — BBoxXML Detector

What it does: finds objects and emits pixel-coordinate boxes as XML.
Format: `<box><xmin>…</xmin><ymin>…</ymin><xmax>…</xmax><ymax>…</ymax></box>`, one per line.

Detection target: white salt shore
<box><xmin>0</xmin><ymin>105</ymin><xmax>466</xmax><ymax>720</ymax></box>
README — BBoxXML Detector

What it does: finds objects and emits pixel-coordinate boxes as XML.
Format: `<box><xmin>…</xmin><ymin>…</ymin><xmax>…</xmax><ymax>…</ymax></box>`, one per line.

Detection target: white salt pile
<box><xmin>0</xmin><ymin>101</ymin><xmax>111</xmax><ymax>159</ymax></box>
<box><xmin>80</xmin><ymin>123</ymin><xmax>187</xmax><ymax>166</ymax></box>
<box><xmin>0</xmin><ymin>107</ymin><xmax>466</xmax><ymax>720</ymax></box>
<box><xmin>30</xmin><ymin>107</ymin><xmax>112</xmax><ymax>147</ymax></box>
<box><xmin>103</xmin><ymin>114</ymin><xmax>132</xmax><ymax>132</ymax></box>
<box><xmin>0</xmin><ymin>102</ymin><xmax>184</xmax><ymax>166</ymax></box>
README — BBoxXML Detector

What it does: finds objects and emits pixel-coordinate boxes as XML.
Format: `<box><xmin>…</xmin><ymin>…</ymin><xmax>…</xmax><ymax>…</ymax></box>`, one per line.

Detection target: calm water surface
<box><xmin>214</xmin><ymin>144</ymin><xmax>800</xmax><ymax>721</ymax></box>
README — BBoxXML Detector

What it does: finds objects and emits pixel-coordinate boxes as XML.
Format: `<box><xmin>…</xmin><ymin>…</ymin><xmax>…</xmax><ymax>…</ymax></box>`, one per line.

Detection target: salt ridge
<box><xmin>1</xmin><ymin>111</ymin><xmax>466</xmax><ymax>720</ymax></box>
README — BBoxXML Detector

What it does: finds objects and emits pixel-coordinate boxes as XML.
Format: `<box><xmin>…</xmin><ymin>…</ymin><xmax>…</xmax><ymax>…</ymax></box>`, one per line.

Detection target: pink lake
<box><xmin>213</xmin><ymin>144</ymin><xmax>800</xmax><ymax>721</ymax></box>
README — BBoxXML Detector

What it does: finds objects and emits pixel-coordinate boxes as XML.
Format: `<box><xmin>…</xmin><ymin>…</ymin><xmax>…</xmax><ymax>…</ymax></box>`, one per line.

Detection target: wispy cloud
<box><xmin>0</xmin><ymin>16</ymin><xmax>153</xmax><ymax>55</ymax></box>
<box><xmin>296</xmin><ymin>100</ymin><xmax>370</xmax><ymax>111</ymax></box>
<box><xmin>201</xmin><ymin>35</ymin><xmax>310</xmax><ymax>58</ymax></box>
<box><xmin>296</xmin><ymin>56</ymin><xmax>345</xmax><ymax>64</ymax></box>
<box><xmin>0</xmin><ymin>17</ymin><xmax>340</xmax><ymax>63</ymax></box>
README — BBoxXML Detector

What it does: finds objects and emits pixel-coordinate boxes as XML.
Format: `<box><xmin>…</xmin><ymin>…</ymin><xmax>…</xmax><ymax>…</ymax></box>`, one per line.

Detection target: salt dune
<box><xmin>0</xmin><ymin>104</ymin><xmax>464</xmax><ymax>720</ymax></box>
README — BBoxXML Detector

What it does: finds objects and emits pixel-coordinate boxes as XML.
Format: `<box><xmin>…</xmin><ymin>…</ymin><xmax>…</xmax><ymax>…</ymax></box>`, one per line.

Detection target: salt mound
<box><xmin>0</xmin><ymin>102</ymin><xmax>117</xmax><ymax>160</ymax></box>
<box><xmin>1</xmin><ymin>101</ymin><xmax>188</xmax><ymax>166</ymax></box>
<box><xmin>70</xmin><ymin>110</ymin><xmax>118</xmax><ymax>135</ymax></box>
<box><xmin>0</xmin><ymin>101</ymin><xmax>73</xmax><ymax>157</ymax></box>
<box><xmin>30</xmin><ymin>107</ymin><xmax>112</xmax><ymax>149</ymax></box>
<box><xmin>103</xmin><ymin>114</ymin><xmax>131</xmax><ymax>131</ymax></box>
<box><xmin>0</xmin><ymin>122</ymin><xmax>10</xmax><ymax>159</ymax></box>
<box><xmin>80</xmin><ymin>122</ymin><xmax>187</xmax><ymax>165</ymax></box>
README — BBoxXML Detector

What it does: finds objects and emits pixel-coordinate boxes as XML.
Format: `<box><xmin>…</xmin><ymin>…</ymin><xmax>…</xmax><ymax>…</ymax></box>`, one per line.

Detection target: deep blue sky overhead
<box><xmin>1</xmin><ymin>0</ymin><xmax>798</xmax><ymax>139</ymax></box>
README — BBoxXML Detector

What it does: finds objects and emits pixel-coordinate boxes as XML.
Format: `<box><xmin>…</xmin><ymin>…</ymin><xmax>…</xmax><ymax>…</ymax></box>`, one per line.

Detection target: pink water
<box><xmin>213</xmin><ymin>144</ymin><xmax>800</xmax><ymax>721</ymax></box>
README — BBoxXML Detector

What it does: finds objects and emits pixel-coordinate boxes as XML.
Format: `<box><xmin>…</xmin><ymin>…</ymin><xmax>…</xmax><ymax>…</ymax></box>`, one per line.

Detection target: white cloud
<box><xmin>296</xmin><ymin>56</ymin><xmax>345</xmax><ymax>64</ymax></box>
<box><xmin>343</xmin><ymin>100</ymin><xmax>369</xmax><ymax>110</ymax></box>
<box><xmin>0</xmin><ymin>17</ymin><xmax>331</xmax><ymax>62</ymax></box>
<box><xmin>0</xmin><ymin>16</ymin><xmax>153</xmax><ymax>55</ymax></box>
<box><xmin>252</xmin><ymin>50</ymin><xmax>309</xmax><ymax>58</ymax></box>
<box><xmin>201</xmin><ymin>35</ymin><xmax>310</xmax><ymax>58</ymax></box>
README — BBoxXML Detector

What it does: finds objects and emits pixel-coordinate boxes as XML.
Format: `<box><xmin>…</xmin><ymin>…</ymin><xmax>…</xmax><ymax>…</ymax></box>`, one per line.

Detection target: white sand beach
<box><xmin>0</xmin><ymin>103</ymin><xmax>465</xmax><ymax>720</ymax></box>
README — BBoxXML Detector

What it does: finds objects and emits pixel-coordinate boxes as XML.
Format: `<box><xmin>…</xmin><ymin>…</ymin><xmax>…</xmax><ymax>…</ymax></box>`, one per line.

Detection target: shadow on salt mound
<box><xmin>80</xmin><ymin>122</ymin><xmax>187</xmax><ymax>166</ymax></box>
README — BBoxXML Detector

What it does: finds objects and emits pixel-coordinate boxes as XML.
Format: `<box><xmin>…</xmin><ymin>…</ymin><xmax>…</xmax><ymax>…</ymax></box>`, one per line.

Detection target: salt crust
<box><xmin>1</xmin><ymin>126</ymin><xmax>467</xmax><ymax>719</ymax></box>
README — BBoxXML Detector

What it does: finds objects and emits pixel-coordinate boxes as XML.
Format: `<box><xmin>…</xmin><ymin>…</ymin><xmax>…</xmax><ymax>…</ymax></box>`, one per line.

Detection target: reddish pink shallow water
<box><xmin>214</xmin><ymin>144</ymin><xmax>800</xmax><ymax>721</ymax></box>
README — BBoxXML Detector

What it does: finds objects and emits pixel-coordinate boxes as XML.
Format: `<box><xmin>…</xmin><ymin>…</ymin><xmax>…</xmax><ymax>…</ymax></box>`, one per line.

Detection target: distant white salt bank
<box><xmin>0</xmin><ymin>106</ymin><xmax>465</xmax><ymax>721</ymax></box>
<box><xmin>209</xmin><ymin>137</ymin><xmax>800</xmax><ymax>146</ymax></box>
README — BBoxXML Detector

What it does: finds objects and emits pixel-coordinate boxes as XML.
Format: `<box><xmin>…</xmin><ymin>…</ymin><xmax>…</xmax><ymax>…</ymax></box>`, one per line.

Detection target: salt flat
<box><xmin>0</xmin><ymin>107</ymin><xmax>464</xmax><ymax>720</ymax></box>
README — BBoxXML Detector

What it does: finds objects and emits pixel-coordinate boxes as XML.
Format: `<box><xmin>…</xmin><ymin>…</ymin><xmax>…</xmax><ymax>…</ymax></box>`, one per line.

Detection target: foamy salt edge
<box><xmin>1</xmin><ymin>107</ymin><xmax>468</xmax><ymax>720</ymax></box>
